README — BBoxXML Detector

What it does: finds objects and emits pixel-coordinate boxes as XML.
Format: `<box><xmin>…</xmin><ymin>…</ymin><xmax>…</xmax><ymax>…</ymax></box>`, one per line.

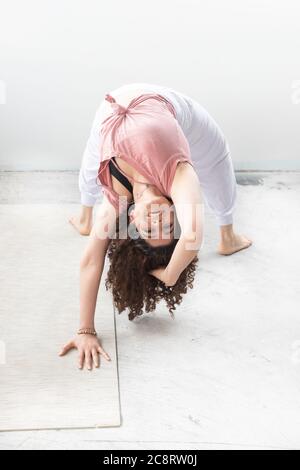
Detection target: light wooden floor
<box><xmin>0</xmin><ymin>171</ymin><xmax>299</xmax><ymax>450</ymax></box>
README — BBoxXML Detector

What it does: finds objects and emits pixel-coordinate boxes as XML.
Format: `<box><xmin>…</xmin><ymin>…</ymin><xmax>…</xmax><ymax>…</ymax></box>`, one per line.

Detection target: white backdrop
<box><xmin>0</xmin><ymin>0</ymin><xmax>299</xmax><ymax>171</ymax></box>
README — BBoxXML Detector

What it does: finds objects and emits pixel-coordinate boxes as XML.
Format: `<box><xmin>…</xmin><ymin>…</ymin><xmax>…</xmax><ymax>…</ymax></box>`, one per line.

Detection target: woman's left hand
<box><xmin>148</xmin><ymin>267</ymin><xmax>176</xmax><ymax>287</ymax></box>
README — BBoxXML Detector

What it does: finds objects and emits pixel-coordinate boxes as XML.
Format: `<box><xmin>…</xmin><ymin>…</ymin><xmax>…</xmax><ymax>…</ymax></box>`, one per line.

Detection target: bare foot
<box><xmin>218</xmin><ymin>232</ymin><xmax>253</xmax><ymax>256</ymax></box>
<box><xmin>69</xmin><ymin>215</ymin><xmax>92</xmax><ymax>236</ymax></box>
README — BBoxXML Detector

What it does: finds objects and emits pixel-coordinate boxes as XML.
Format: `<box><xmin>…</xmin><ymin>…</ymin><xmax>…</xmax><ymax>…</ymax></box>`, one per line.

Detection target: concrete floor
<box><xmin>0</xmin><ymin>171</ymin><xmax>300</xmax><ymax>450</ymax></box>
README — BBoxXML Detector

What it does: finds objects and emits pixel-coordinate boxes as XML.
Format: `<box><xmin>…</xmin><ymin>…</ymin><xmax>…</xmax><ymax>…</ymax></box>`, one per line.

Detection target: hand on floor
<box><xmin>59</xmin><ymin>334</ymin><xmax>111</xmax><ymax>370</ymax></box>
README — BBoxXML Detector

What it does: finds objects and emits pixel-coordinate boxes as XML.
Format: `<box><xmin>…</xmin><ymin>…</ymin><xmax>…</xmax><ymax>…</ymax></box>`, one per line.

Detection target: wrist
<box><xmin>79</xmin><ymin>323</ymin><xmax>95</xmax><ymax>330</ymax></box>
<box><xmin>164</xmin><ymin>266</ymin><xmax>177</xmax><ymax>287</ymax></box>
<box><xmin>77</xmin><ymin>327</ymin><xmax>97</xmax><ymax>336</ymax></box>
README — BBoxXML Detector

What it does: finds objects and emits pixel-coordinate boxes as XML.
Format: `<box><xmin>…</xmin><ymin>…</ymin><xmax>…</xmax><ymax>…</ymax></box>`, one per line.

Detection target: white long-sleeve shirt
<box><xmin>79</xmin><ymin>82</ymin><xmax>236</xmax><ymax>225</ymax></box>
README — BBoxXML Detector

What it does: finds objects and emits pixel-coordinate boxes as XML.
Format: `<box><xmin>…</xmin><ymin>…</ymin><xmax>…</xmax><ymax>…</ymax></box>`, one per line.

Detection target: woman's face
<box><xmin>129</xmin><ymin>195</ymin><xmax>175</xmax><ymax>247</ymax></box>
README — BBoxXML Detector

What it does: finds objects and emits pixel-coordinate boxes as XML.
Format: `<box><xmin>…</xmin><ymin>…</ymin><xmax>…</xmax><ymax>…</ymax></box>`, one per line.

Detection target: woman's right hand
<box><xmin>59</xmin><ymin>334</ymin><xmax>111</xmax><ymax>370</ymax></box>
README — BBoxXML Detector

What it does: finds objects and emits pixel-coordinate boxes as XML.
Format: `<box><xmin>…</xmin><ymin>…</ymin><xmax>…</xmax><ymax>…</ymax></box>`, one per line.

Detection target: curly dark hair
<box><xmin>104</xmin><ymin>202</ymin><xmax>198</xmax><ymax>321</ymax></box>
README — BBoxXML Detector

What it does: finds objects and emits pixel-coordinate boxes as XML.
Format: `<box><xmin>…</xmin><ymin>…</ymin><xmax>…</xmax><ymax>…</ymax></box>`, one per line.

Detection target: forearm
<box><xmin>165</xmin><ymin>233</ymin><xmax>201</xmax><ymax>286</ymax></box>
<box><xmin>166</xmin><ymin>190</ymin><xmax>204</xmax><ymax>285</ymax></box>
<box><xmin>79</xmin><ymin>261</ymin><xmax>105</xmax><ymax>329</ymax></box>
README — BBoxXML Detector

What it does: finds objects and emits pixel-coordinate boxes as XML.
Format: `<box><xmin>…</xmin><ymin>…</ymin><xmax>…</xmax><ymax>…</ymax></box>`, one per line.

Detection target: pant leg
<box><xmin>78</xmin><ymin>100</ymin><xmax>107</xmax><ymax>206</ymax></box>
<box><xmin>193</xmin><ymin>150</ymin><xmax>237</xmax><ymax>226</ymax></box>
<box><xmin>187</xmin><ymin>99</ymin><xmax>237</xmax><ymax>226</ymax></box>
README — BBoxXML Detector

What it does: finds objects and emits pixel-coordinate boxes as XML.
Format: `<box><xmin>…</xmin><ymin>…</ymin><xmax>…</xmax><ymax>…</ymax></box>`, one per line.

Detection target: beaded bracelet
<box><xmin>77</xmin><ymin>328</ymin><xmax>97</xmax><ymax>336</ymax></box>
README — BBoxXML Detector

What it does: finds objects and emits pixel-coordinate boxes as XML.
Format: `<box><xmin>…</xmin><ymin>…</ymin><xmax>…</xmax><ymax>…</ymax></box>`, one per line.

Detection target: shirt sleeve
<box><xmin>79</xmin><ymin>105</ymin><xmax>104</xmax><ymax>207</ymax></box>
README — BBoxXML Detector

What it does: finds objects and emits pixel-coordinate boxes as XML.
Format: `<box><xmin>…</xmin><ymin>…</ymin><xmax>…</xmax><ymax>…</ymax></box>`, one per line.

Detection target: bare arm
<box><xmin>165</xmin><ymin>162</ymin><xmax>204</xmax><ymax>286</ymax></box>
<box><xmin>79</xmin><ymin>195</ymin><xmax>118</xmax><ymax>329</ymax></box>
<box><xmin>59</xmin><ymin>195</ymin><xmax>118</xmax><ymax>369</ymax></box>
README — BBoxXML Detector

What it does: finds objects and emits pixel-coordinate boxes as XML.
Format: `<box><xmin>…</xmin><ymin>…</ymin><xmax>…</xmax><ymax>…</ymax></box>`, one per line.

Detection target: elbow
<box><xmin>80</xmin><ymin>256</ymin><xmax>90</xmax><ymax>270</ymax></box>
<box><xmin>165</xmin><ymin>278</ymin><xmax>177</xmax><ymax>287</ymax></box>
<box><xmin>80</xmin><ymin>254</ymin><xmax>102</xmax><ymax>270</ymax></box>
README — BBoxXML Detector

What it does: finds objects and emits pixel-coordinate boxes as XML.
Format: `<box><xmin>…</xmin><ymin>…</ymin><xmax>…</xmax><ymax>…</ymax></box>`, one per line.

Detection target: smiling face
<box><xmin>129</xmin><ymin>195</ymin><xmax>175</xmax><ymax>247</ymax></box>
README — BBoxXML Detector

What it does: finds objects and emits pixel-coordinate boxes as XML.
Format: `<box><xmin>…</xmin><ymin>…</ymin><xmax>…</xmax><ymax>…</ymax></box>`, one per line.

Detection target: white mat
<box><xmin>0</xmin><ymin>204</ymin><xmax>120</xmax><ymax>431</ymax></box>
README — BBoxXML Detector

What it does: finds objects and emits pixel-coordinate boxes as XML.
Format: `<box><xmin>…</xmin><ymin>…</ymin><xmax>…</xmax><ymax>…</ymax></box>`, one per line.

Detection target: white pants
<box><xmin>79</xmin><ymin>82</ymin><xmax>237</xmax><ymax>226</ymax></box>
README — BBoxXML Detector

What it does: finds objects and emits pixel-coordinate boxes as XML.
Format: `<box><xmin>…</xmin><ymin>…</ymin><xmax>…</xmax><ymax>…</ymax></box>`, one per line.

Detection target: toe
<box><xmin>245</xmin><ymin>237</ymin><xmax>253</xmax><ymax>246</ymax></box>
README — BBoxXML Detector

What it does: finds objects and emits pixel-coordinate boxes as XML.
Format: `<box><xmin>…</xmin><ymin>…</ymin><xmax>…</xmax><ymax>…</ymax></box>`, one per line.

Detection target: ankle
<box><xmin>80</xmin><ymin>206</ymin><xmax>93</xmax><ymax>224</ymax></box>
<box><xmin>220</xmin><ymin>224</ymin><xmax>234</xmax><ymax>240</ymax></box>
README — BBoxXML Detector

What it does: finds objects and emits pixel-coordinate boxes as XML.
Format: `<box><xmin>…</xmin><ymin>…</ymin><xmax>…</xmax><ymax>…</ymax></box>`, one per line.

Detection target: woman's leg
<box><xmin>193</xmin><ymin>150</ymin><xmax>237</xmax><ymax>227</ymax></box>
<box><xmin>69</xmin><ymin>206</ymin><xmax>93</xmax><ymax>236</ymax></box>
<box><xmin>218</xmin><ymin>223</ymin><xmax>252</xmax><ymax>255</ymax></box>
<box><xmin>193</xmin><ymin>150</ymin><xmax>252</xmax><ymax>255</ymax></box>
<box><xmin>188</xmin><ymin>100</ymin><xmax>252</xmax><ymax>255</ymax></box>
<box><xmin>193</xmin><ymin>150</ymin><xmax>252</xmax><ymax>254</ymax></box>
<box><xmin>70</xmin><ymin>99</ymin><xmax>108</xmax><ymax>235</ymax></box>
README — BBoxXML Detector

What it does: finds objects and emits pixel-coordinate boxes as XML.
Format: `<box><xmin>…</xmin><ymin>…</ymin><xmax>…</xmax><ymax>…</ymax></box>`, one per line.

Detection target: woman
<box><xmin>60</xmin><ymin>82</ymin><xmax>252</xmax><ymax>370</ymax></box>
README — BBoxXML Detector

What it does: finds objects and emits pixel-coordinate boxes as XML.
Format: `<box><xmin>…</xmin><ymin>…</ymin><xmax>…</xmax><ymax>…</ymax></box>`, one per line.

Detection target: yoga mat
<box><xmin>0</xmin><ymin>204</ymin><xmax>120</xmax><ymax>431</ymax></box>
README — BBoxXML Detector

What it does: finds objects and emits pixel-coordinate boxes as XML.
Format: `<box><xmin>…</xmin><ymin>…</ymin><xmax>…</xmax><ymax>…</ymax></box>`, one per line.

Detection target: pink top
<box><xmin>96</xmin><ymin>92</ymin><xmax>194</xmax><ymax>212</ymax></box>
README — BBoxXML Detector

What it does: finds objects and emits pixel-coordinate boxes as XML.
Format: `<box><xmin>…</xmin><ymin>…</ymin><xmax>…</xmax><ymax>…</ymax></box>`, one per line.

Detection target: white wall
<box><xmin>0</xmin><ymin>0</ymin><xmax>299</xmax><ymax>171</ymax></box>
